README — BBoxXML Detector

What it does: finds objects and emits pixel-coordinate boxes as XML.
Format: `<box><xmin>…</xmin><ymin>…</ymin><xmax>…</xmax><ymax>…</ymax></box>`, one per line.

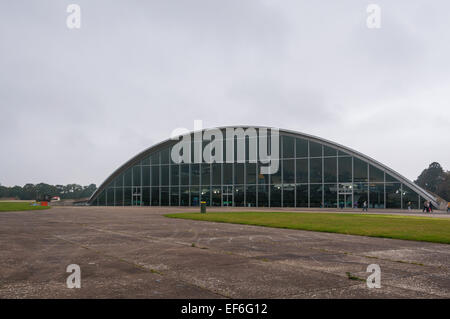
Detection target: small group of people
<box><xmin>359</xmin><ymin>200</ymin><xmax>447</xmax><ymax>213</ymax></box>
<box><xmin>422</xmin><ymin>200</ymin><xmax>433</xmax><ymax>213</ymax></box>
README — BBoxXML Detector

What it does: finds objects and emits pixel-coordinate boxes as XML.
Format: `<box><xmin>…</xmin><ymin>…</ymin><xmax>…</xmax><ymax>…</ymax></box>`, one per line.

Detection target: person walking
<box><xmin>407</xmin><ymin>201</ymin><xmax>412</xmax><ymax>211</ymax></box>
<box><xmin>362</xmin><ymin>200</ymin><xmax>368</xmax><ymax>212</ymax></box>
<box><xmin>447</xmin><ymin>202</ymin><xmax>450</xmax><ymax>213</ymax></box>
<box><xmin>429</xmin><ymin>202</ymin><xmax>433</xmax><ymax>213</ymax></box>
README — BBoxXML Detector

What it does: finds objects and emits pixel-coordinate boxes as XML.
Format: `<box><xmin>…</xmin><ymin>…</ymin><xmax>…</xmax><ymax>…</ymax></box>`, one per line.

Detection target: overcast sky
<box><xmin>1</xmin><ymin>0</ymin><xmax>449</xmax><ymax>187</ymax></box>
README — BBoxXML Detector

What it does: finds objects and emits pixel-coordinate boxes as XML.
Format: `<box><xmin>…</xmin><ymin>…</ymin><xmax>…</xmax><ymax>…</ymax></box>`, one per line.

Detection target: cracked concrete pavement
<box><xmin>0</xmin><ymin>206</ymin><xmax>449</xmax><ymax>298</ymax></box>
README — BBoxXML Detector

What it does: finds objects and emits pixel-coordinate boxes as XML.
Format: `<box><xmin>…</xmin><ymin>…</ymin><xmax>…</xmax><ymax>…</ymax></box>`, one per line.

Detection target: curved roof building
<box><xmin>89</xmin><ymin>126</ymin><xmax>437</xmax><ymax>209</ymax></box>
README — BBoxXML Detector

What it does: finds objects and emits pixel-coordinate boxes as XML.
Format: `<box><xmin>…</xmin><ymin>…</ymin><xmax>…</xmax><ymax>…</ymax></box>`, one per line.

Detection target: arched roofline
<box><xmin>89</xmin><ymin>125</ymin><xmax>438</xmax><ymax>206</ymax></box>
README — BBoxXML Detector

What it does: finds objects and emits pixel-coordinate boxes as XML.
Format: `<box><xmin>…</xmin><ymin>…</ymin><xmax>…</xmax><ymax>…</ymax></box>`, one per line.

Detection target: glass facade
<box><xmin>91</xmin><ymin>129</ymin><xmax>427</xmax><ymax>209</ymax></box>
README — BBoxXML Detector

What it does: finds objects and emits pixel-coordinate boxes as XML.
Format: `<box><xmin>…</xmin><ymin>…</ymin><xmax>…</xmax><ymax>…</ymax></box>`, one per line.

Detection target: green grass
<box><xmin>0</xmin><ymin>202</ymin><xmax>51</xmax><ymax>212</ymax></box>
<box><xmin>165</xmin><ymin>212</ymin><xmax>450</xmax><ymax>244</ymax></box>
<box><xmin>346</xmin><ymin>272</ymin><xmax>365</xmax><ymax>281</ymax></box>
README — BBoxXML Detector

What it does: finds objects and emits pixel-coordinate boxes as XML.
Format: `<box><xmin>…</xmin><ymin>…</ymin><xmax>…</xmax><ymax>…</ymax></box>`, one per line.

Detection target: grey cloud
<box><xmin>0</xmin><ymin>0</ymin><xmax>449</xmax><ymax>187</ymax></box>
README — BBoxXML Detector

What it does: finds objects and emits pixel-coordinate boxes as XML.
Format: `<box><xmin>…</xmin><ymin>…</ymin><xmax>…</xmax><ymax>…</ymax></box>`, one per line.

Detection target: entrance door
<box><xmin>338</xmin><ymin>183</ymin><xmax>353</xmax><ymax>208</ymax></box>
<box><xmin>339</xmin><ymin>194</ymin><xmax>348</xmax><ymax>209</ymax></box>
<box><xmin>222</xmin><ymin>185</ymin><xmax>233</xmax><ymax>207</ymax></box>
<box><xmin>132</xmin><ymin>187</ymin><xmax>142</xmax><ymax>206</ymax></box>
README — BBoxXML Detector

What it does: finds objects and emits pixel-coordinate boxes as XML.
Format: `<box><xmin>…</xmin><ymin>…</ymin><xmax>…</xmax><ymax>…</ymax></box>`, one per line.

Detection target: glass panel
<box><xmin>151</xmin><ymin>187</ymin><xmax>159</xmax><ymax>206</ymax></box>
<box><xmin>171</xmin><ymin>165</ymin><xmax>179</xmax><ymax>186</ymax></box>
<box><xmin>180</xmin><ymin>164</ymin><xmax>189</xmax><ymax>185</ymax></box>
<box><xmin>258</xmin><ymin>168</ymin><xmax>270</xmax><ymax>185</ymax></box>
<box><xmin>115</xmin><ymin>187</ymin><xmax>123</xmax><ymax>206</ymax></box>
<box><xmin>283</xmin><ymin>159</ymin><xmax>295</xmax><ymax>184</ymax></box>
<box><xmin>222</xmin><ymin>137</ymin><xmax>227</xmax><ymax>163</ymax></box>
<box><xmin>160</xmin><ymin>148</ymin><xmax>170</xmax><ymax>164</ymax></box>
<box><xmin>310</xmin><ymin>184</ymin><xmax>322</xmax><ymax>207</ymax></box>
<box><xmin>353</xmin><ymin>183</ymin><xmax>368</xmax><ymax>208</ymax></box>
<box><xmin>369</xmin><ymin>183</ymin><xmax>384</xmax><ymax>208</ymax></box>
<box><xmin>309</xmin><ymin>141</ymin><xmax>322</xmax><ymax>157</ymax></box>
<box><xmin>283</xmin><ymin>184</ymin><xmax>295</xmax><ymax>207</ymax></box>
<box><xmin>124</xmin><ymin>168</ymin><xmax>132</xmax><ymax>186</ymax></box>
<box><xmin>324</xmin><ymin>184</ymin><xmax>337</xmax><ymax>208</ymax></box>
<box><xmin>223</xmin><ymin>163</ymin><xmax>233</xmax><ymax>184</ymax></box>
<box><xmin>190</xmin><ymin>186</ymin><xmax>200</xmax><ymax>206</ymax></box>
<box><xmin>282</xmin><ymin>135</ymin><xmax>295</xmax><ymax>159</ymax></box>
<box><xmin>170</xmin><ymin>186</ymin><xmax>179</xmax><ymax>206</ymax></box>
<box><xmin>151</xmin><ymin>152</ymin><xmax>160</xmax><ymax>165</ymax></box>
<box><xmin>370</xmin><ymin>165</ymin><xmax>384</xmax><ymax>183</ymax></box>
<box><xmin>115</xmin><ymin>174</ymin><xmax>123</xmax><ymax>187</ymax></box>
<box><xmin>142</xmin><ymin>166</ymin><xmax>150</xmax><ymax>187</ymax></box>
<box><xmin>180</xmin><ymin>187</ymin><xmax>189</xmax><ymax>206</ymax></box>
<box><xmin>354</xmin><ymin>158</ymin><xmax>368</xmax><ymax>182</ymax></box>
<box><xmin>386</xmin><ymin>183</ymin><xmax>401</xmax><ymax>208</ymax></box>
<box><xmin>212</xmin><ymin>186</ymin><xmax>221</xmax><ymax>206</ymax></box>
<box><xmin>234</xmin><ymin>185</ymin><xmax>245</xmax><ymax>206</ymax></box>
<box><xmin>141</xmin><ymin>156</ymin><xmax>150</xmax><ymax>166</ymax></box>
<box><xmin>107</xmin><ymin>188</ymin><xmax>114</xmax><ymax>206</ymax></box>
<box><xmin>142</xmin><ymin>187</ymin><xmax>150</xmax><ymax>206</ymax></box>
<box><xmin>124</xmin><ymin>187</ymin><xmax>131</xmax><ymax>205</ymax></box>
<box><xmin>151</xmin><ymin>166</ymin><xmax>160</xmax><ymax>186</ymax></box>
<box><xmin>338</xmin><ymin>150</ymin><xmax>350</xmax><ymax>156</ymax></box>
<box><xmin>310</xmin><ymin>158</ymin><xmax>322</xmax><ymax>183</ymax></box>
<box><xmin>296</xmin><ymin>138</ymin><xmax>308</xmax><ymax>158</ymax></box>
<box><xmin>296</xmin><ymin>184</ymin><xmax>308</xmax><ymax>207</ymax></box>
<box><xmin>270</xmin><ymin>185</ymin><xmax>281</xmax><ymax>207</ymax></box>
<box><xmin>234</xmin><ymin>163</ymin><xmax>245</xmax><ymax>184</ymax></box>
<box><xmin>246</xmin><ymin>185</ymin><xmax>256</xmax><ymax>207</ymax></box>
<box><xmin>191</xmin><ymin>164</ymin><xmax>200</xmax><ymax>185</ymax></box>
<box><xmin>324</xmin><ymin>146</ymin><xmax>337</xmax><ymax>156</ymax></box>
<box><xmin>324</xmin><ymin>157</ymin><xmax>337</xmax><ymax>183</ymax></box>
<box><xmin>296</xmin><ymin>159</ymin><xmax>308</xmax><ymax>183</ymax></box>
<box><xmin>133</xmin><ymin>166</ymin><xmax>141</xmax><ymax>186</ymax></box>
<box><xmin>212</xmin><ymin>163</ymin><xmax>222</xmax><ymax>185</ymax></box>
<box><xmin>161</xmin><ymin>165</ymin><xmax>169</xmax><ymax>186</ymax></box>
<box><xmin>258</xmin><ymin>184</ymin><xmax>269</xmax><ymax>207</ymax></box>
<box><xmin>271</xmin><ymin>162</ymin><xmax>281</xmax><ymax>184</ymax></box>
<box><xmin>246</xmin><ymin>163</ymin><xmax>257</xmax><ymax>184</ymax></box>
<box><xmin>160</xmin><ymin>187</ymin><xmax>169</xmax><ymax>205</ymax></box>
<box><xmin>201</xmin><ymin>164</ymin><xmax>211</xmax><ymax>186</ymax></box>
<box><xmin>338</xmin><ymin>157</ymin><xmax>352</xmax><ymax>182</ymax></box>
<box><xmin>385</xmin><ymin>173</ymin><xmax>398</xmax><ymax>183</ymax></box>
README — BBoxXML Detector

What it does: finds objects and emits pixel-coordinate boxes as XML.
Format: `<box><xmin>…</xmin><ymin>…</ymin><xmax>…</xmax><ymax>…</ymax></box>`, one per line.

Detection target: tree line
<box><xmin>414</xmin><ymin>162</ymin><xmax>449</xmax><ymax>201</ymax></box>
<box><xmin>0</xmin><ymin>183</ymin><xmax>97</xmax><ymax>200</ymax></box>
